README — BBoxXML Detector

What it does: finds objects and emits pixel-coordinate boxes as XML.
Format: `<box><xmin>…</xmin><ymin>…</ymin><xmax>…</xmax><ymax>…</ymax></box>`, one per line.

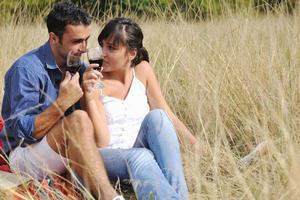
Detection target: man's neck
<box><xmin>50</xmin><ymin>44</ymin><xmax>65</xmax><ymax>69</ymax></box>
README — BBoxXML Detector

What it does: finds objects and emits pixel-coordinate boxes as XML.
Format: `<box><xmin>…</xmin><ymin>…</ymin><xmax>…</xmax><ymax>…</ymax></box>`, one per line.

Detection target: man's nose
<box><xmin>79</xmin><ymin>41</ymin><xmax>87</xmax><ymax>52</ymax></box>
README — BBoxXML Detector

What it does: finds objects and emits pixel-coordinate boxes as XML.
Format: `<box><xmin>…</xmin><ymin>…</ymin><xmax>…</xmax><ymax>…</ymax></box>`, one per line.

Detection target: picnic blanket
<box><xmin>0</xmin><ymin>116</ymin><xmax>84</xmax><ymax>199</ymax></box>
<box><xmin>0</xmin><ymin>174</ymin><xmax>84</xmax><ymax>199</ymax></box>
<box><xmin>0</xmin><ymin>116</ymin><xmax>10</xmax><ymax>172</ymax></box>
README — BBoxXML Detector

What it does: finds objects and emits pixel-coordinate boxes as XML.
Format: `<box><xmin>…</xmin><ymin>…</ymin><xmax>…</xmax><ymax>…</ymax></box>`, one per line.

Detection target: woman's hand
<box><xmin>193</xmin><ymin>140</ymin><xmax>210</xmax><ymax>157</ymax></box>
<box><xmin>82</xmin><ymin>64</ymin><xmax>103</xmax><ymax>101</ymax></box>
<box><xmin>180</xmin><ymin>134</ymin><xmax>207</xmax><ymax>155</ymax></box>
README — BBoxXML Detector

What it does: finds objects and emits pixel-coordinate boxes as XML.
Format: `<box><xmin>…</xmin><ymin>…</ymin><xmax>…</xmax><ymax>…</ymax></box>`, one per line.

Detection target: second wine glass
<box><xmin>87</xmin><ymin>47</ymin><xmax>104</xmax><ymax>89</ymax></box>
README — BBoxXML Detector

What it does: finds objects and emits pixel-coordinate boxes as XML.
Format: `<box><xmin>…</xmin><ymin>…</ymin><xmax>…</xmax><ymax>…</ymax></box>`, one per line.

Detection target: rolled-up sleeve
<box><xmin>6</xmin><ymin>65</ymin><xmax>43</xmax><ymax>144</ymax></box>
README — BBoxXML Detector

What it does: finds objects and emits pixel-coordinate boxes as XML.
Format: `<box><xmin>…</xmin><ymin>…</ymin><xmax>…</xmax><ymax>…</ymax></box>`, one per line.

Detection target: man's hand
<box><xmin>56</xmin><ymin>71</ymin><xmax>83</xmax><ymax>111</ymax></box>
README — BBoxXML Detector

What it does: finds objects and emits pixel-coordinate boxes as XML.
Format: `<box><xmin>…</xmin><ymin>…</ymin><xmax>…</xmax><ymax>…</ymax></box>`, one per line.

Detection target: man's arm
<box><xmin>5</xmin><ymin>65</ymin><xmax>82</xmax><ymax>142</ymax></box>
<box><xmin>33</xmin><ymin>72</ymin><xmax>83</xmax><ymax>139</ymax></box>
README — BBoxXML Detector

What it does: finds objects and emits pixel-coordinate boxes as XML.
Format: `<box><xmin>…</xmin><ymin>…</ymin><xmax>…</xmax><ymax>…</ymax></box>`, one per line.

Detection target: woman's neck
<box><xmin>104</xmin><ymin>67</ymin><xmax>133</xmax><ymax>84</ymax></box>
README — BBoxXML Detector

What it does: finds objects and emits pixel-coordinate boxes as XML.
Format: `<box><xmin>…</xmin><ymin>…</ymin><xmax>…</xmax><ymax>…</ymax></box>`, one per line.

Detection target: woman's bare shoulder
<box><xmin>134</xmin><ymin>61</ymin><xmax>153</xmax><ymax>84</ymax></box>
<box><xmin>135</xmin><ymin>61</ymin><xmax>154</xmax><ymax>75</ymax></box>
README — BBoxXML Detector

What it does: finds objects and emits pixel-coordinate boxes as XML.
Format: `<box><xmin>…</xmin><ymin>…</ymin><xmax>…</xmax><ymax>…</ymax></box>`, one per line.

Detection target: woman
<box><xmin>83</xmin><ymin>17</ymin><xmax>196</xmax><ymax>199</ymax></box>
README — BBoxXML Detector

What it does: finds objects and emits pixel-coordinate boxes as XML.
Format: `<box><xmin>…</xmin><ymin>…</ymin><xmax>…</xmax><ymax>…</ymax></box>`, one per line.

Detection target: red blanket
<box><xmin>0</xmin><ymin>116</ymin><xmax>10</xmax><ymax>172</ymax></box>
<box><xmin>0</xmin><ymin>116</ymin><xmax>3</xmax><ymax>148</ymax></box>
<box><xmin>0</xmin><ymin>116</ymin><xmax>84</xmax><ymax>199</ymax></box>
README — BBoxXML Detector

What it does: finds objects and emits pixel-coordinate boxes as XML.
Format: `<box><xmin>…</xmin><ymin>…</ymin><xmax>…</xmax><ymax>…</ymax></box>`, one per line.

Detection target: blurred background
<box><xmin>0</xmin><ymin>0</ymin><xmax>298</xmax><ymax>22</ymax></box>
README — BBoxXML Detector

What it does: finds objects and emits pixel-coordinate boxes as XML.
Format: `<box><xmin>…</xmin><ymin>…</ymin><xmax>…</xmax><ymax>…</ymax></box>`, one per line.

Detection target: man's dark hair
<box><xmin>46</xmin><ymin>0</ymin><xmax>91</xmax><ymax>42</ymax></box>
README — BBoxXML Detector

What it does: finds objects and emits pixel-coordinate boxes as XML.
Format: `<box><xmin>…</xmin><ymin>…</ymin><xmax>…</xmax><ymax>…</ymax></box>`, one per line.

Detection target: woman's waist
<box><xmin>108</xmin><ymin>124</ymin><xmax>140</xmax><ymax>136</ymax></box>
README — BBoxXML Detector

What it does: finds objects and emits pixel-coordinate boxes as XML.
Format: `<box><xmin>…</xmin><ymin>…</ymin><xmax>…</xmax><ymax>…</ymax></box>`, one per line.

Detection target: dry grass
<box><xmin>1</xmin><ymin>11</ymin><xmax>300</xmax><ymax>199</ymax></box>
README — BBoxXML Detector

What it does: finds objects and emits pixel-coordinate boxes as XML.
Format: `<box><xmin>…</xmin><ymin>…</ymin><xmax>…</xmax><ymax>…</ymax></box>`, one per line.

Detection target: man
<box><xmin>0</xmin><ymin>1</ymin><xmax>123</xmax><ymax>199</ymax></box>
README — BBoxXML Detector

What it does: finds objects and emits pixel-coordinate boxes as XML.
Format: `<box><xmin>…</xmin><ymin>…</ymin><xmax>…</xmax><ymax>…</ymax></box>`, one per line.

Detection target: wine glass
<box><xmin>87</xmin><ymin>47</ymin><xmax>104</xmax><ymax>89</ymax></box>
<box><xmin>66</xmin><ymin>51</ymin><xmax>82</xmax><ymax>75</ymax></box>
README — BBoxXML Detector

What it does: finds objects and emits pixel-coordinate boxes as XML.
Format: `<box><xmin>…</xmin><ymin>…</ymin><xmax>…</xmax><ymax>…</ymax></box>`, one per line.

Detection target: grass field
<box><xmin>1</xmin><ymin>10</ymin><xmax>300</xmax><ymax>199</ymax></box>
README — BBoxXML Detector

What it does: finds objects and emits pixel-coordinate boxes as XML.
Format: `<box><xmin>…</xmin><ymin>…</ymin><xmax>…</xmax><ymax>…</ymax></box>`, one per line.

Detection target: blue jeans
<box><xmin>99</xmin><ymin>109</ymin><xmax>188</xmax><ymax>200</ymax></box>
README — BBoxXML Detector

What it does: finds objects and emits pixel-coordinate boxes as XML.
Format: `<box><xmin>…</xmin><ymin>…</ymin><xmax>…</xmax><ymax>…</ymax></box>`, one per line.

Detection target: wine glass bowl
<box><xmin>66</xmin><ymin>51</ymin><xmax>82</xmax><ymax>74</ymax></box>
<box><xmin>87</xmin><ymin>47</ymin><xmax>103</xmax><ymax>72</ymax></box>
<box><xmin>87</xmin><ymin>47</ymin><xmax>105</xmax><ymax>89</ymax></box>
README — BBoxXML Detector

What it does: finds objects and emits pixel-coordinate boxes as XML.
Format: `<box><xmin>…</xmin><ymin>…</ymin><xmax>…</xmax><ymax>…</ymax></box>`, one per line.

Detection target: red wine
<box><xmin>89</xmin><ymin>59</ymin><xmax>103</xmax><ymax>71</ymax></box>
<box><xmin>66</xmin><ymin>65</ymin><xmax>81</xmax><ymax>74</ymax></box>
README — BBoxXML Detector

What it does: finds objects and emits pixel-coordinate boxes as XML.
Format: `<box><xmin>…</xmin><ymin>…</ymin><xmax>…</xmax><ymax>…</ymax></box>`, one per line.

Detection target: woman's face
<box><xmin>101</xmin><ymin>36</ymin><xmax>133</xmax><ymax>72</ymax></box>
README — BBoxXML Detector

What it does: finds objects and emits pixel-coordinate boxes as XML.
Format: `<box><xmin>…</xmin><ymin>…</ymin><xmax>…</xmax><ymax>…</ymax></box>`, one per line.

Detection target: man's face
<box><xmin>52</xmin><ymin>24</ymin><xmax>91</xmax><ymax>66</ymax></box>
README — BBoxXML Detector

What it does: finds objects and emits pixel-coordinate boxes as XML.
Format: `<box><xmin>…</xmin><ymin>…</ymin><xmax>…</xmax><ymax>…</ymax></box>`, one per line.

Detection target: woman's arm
<box><xmin>136</xmin><ymin>61</ymin><xmax>197</xmax><ymax>146</ymax></box>
<box><xmin>82</xmin><ymin>65</ymin><xmax>110</xmax><ymax>148</ymax></box>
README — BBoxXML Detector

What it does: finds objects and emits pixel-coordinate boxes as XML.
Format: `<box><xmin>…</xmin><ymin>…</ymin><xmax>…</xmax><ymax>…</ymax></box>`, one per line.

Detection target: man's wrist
<box><xmin>54</xmin><ymin>99</ymin><xmax>68</xmax><ymax>116</ymax></box>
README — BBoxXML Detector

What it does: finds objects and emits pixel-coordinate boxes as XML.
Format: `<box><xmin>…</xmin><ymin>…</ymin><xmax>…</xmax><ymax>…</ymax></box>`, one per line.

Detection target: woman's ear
<box><xmin>128</xmin><ymin>49</ymin><xmax>137</xmax><ymax>61</ymax></box>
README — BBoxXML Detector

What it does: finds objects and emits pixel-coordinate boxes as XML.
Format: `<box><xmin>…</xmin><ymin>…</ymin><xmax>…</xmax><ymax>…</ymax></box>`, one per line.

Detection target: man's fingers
<box><xmin>71</xmin><ymin>72</ymin><xmax>80</xmax><ymax>82</ymax></box>
<box><xmin>61</xmin><ymin>71</ymin><xmax>71</xmax><ymax>85</ymax></box>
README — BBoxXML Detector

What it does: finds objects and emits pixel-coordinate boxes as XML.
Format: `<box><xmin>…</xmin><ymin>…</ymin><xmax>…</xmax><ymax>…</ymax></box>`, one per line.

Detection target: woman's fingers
<box><xmin>85</xmin><ymin>64</ymin><xmax>103</xmax><ymax>79</ymax></box>
<box><xmin>83</xmin><ymin>79</ymin><xmax>99</xmax><ymax>92</ymax></box>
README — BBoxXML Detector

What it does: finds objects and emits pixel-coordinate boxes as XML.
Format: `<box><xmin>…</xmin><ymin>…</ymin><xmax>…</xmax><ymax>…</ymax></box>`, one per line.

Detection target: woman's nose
<box><xmin>102</xmin><ymin>48</ymin><xmax>107</xmax><ymax>57</ymax></box>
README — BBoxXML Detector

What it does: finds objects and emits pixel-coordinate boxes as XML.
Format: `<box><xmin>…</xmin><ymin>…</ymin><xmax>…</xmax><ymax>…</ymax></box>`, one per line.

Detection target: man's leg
<box><xmin>9</xmin><ymin>136</ymin><xmax>68</xmax><ymax>180</ymax></box>
<box><xmin>46</xmin><ymin>110</ymin><xmax>117</xmax><ymax>200</ymax></box>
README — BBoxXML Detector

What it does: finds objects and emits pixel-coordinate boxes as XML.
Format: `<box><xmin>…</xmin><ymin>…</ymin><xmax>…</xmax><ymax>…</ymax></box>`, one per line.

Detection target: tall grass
<box><xmin>1</xmin><ymin>10</ymin><xmax>300</xmax><ymax>199</ymax></box>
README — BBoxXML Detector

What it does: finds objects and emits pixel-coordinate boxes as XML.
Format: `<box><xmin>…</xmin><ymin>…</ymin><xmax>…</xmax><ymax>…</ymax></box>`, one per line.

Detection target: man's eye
<box><xmin>74</xmin><ymin>40</ymin><xmax>82</xmax><ymax>44</ymax></box>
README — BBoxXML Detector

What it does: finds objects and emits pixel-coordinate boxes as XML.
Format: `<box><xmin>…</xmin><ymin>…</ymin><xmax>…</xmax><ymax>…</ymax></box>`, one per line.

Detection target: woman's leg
<box><xmin>99</xmin><ymin>148</ymin><xmax>181</xmax><ymax>199</ymax></box>
<box><xmin>133</xmin><ymin>109</ymin><xmax>189</xmax><ymax>199</ymax></box>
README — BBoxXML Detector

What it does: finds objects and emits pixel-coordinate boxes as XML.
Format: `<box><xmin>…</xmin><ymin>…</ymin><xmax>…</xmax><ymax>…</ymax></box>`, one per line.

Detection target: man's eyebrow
<box><xmin>72</xmin><ymin>35</ymin><xmax>90</xmax><ymax>42</ymax></box>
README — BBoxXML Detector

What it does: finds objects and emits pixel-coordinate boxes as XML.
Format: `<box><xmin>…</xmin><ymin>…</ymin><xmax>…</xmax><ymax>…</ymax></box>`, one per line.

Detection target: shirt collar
<box><xmin>41</xmin><ymin>41</ymin><xmax>58</xmax><ymax>70</ymax></box>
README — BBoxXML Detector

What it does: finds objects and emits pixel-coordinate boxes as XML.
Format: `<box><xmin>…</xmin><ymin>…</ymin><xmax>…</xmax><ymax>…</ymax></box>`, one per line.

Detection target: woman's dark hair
<box><xmin>46</xmin><ymin>0</ymin><xmax>91</xmax><ymax>42</ymax></box>
<box><xmin>98</xmin><ymin>17</ymin><xmax>149</xmax><ymax>67</ymax></box>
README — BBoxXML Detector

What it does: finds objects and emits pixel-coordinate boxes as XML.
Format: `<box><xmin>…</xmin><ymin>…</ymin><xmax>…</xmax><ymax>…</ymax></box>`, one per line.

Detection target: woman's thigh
<box><xmin>99</xmin><ymin>148</ymin><xmax>157</xmax><ymax>181</ymax></box>
<box><xmin>99</xmin><ymin>148</ymin><xmax>130</xmax><ymax>181</ymax></box>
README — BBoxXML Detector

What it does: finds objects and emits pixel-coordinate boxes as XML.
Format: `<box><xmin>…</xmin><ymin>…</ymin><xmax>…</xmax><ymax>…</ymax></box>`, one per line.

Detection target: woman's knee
<box><xmin>145</xmin><ymin>109</ymin><xmax>170</xmax><ymax>125</ymax></box>
<box><xmin>147</xmin><ymin>109</ymin><xmax>165</xmax><ymax>118</ymax></box>
<box><xmin>127</xmin><ymin>149</ymin><xmax>155</xmax><ymax>168</ymax></box>
<box><xmin>144</xmin><ymin>109</ymin><xmax>175</xmax><ymax>135</ymax></box>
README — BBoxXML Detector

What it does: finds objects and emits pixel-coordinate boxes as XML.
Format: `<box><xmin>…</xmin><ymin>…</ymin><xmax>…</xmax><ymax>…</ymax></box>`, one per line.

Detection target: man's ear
<box><xmin>49</xmin><ymin>32</ymin><xmax>59</xmax><ymax>45</ymax></box>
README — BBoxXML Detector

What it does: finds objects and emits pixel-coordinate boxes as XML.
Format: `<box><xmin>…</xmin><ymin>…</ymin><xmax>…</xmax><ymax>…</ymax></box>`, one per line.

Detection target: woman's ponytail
<box><xmin>132</xmin><ymin>47</ymin><xmax>149</xmax><ymax>67</ymax></box>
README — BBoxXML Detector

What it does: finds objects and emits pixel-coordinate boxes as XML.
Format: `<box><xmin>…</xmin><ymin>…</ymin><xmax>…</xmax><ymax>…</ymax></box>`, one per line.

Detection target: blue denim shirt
<box><xmin>1</xmin><ymin>41</ymin><xmax>85</xmax><ymax>153</ymax></box>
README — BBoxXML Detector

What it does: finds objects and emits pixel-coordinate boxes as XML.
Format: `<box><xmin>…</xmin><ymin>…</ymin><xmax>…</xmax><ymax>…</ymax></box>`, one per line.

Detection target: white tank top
<box><xmin>100</xmin><ymin>70</ymin><xmax>150</xmax><ymax>149</ymax></box>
